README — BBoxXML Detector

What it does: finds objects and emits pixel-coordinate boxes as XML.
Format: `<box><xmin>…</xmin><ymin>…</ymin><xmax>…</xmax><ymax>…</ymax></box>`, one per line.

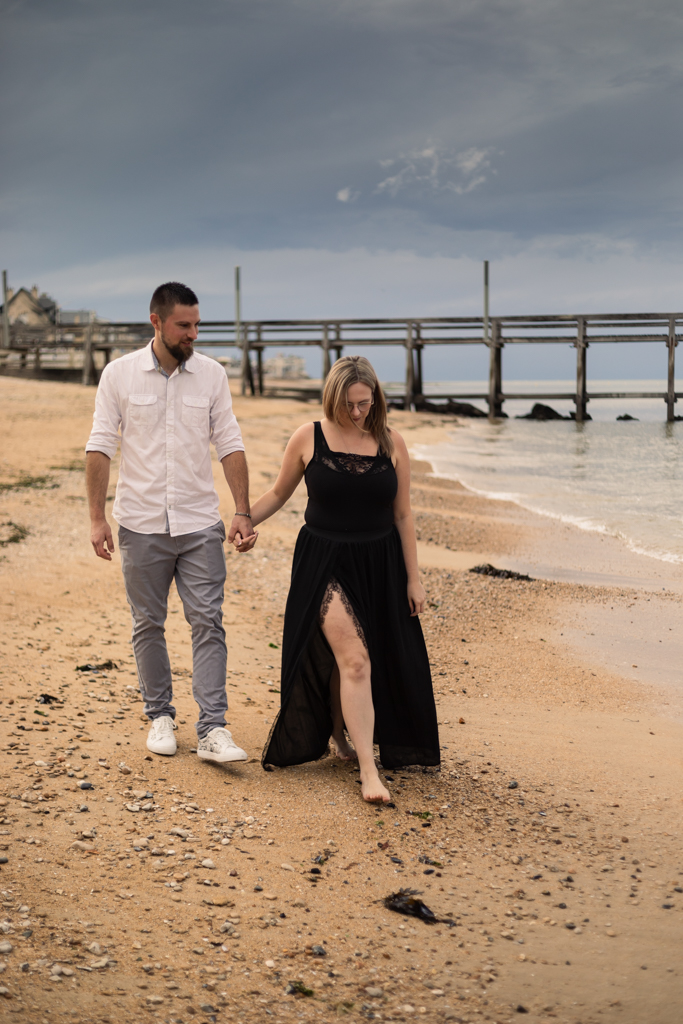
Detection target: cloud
<box><xmin>455</xmin><ymin>148</ymin><xmax>491</xmax><ymax>176</ymax></box>
<box><xmin>336</xmin><ymin>187</ymin><xmax>359</xmax><ymax>202</ymax></box>
<box><xmin>374</xmin><ymin>144</ymin><xmax>495</xmax><ymax>198</ymax></box>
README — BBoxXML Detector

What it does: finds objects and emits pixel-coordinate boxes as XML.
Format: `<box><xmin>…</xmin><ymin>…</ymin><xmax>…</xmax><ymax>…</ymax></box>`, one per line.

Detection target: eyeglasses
<box><xmin>346</xmin><ymin>400</ymin><xmax>374</xmax><ymax>413</ymax></box>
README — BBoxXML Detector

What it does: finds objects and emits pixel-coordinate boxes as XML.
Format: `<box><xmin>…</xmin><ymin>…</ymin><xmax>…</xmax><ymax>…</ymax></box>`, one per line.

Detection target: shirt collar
<box><xmin>146</xmin><ymin>339</ymin><xmax>196</xmax><ymax>375</ymax></box>
<box><xmin>142</xmin><ymin>340</ymin><xmax>157</xmax><ymax>371</ymax></box>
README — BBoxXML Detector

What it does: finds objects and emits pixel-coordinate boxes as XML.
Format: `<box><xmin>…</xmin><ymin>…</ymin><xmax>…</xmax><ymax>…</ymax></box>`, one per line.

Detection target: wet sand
<box><xmin>0</xmin><ymin>375</ymin><xmax>682</xmax><ymax>1024</ymax></box>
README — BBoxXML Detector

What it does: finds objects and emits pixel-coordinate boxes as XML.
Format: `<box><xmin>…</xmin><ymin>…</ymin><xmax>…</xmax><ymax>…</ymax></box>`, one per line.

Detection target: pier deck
<box><xmin>1</xmin><ymin>312</ymin><xmax>682</xmax><ymax>421</ymax></box>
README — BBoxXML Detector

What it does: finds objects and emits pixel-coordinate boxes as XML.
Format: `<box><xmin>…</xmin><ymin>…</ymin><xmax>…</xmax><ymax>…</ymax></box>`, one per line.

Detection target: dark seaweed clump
<box><xmin>470</xmin><ymin>563</ymin><xmax>533</xmax><ymax>582</ymax></box>
<box><xmin>382</xmin><ymin>888</ymin><xmax>455</xmax><ymax>926</ymax></box>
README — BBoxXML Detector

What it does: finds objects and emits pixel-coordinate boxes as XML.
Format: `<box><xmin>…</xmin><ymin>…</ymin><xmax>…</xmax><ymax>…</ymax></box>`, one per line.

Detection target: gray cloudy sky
<box><xmin>2</xmin><ymin>0</ymin><xmax>682</xmax><ymax>376</ymax></box>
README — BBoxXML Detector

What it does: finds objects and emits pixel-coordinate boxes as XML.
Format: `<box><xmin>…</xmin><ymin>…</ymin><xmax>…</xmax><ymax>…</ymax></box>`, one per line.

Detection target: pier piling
<box><xmin>667</xmin><ymin>316</ymin><xmax>677</xmax><ymax>422</ymax></box>
<box><xmin>575</xmin><ymin>317</ymin><xmax>588</xmax><ymax>422</ymax></box>
<box><xmin>81</xmin><ymin>323</ymin><xmax>94</xmax><ymax>386</ymax></box>
<box><xmin>487</xmin><ymin>320</ymin><xmax>503</xmax><ymax>420</ymax></box>
<box><xmin>321</xmin><ymin>323</ymin><xmax>331</xmax><ymax>397</ymax></box>
<box><xmin>404</xmin><ymin>322</ymin><xmax>415</xmax><ymax>410</ymax></box>
<box><xmin>1</xmin><ymin>271</ymin><xmax>9</xmax><ymax>351</ymax></box>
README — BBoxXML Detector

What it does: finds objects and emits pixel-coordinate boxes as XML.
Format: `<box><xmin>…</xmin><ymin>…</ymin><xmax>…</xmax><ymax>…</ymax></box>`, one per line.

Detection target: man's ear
<box><xmin>150</xmin><ymin>312</ymin><xmax>161</xmax><ymax>331</ymax></box>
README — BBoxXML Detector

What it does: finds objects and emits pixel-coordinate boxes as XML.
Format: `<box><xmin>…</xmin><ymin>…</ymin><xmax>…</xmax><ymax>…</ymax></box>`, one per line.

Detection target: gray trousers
<box><xmin>118</xmin><ymin>522</ymin><xmax>228</xmax><ymax>740</ymax></box>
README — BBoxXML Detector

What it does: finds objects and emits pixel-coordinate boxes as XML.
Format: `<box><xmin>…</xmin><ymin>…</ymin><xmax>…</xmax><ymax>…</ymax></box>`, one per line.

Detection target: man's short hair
<box><xmin>150</xmin><ymin>282</ymin><xmax>199</xmax><ymax>321</ymax></box>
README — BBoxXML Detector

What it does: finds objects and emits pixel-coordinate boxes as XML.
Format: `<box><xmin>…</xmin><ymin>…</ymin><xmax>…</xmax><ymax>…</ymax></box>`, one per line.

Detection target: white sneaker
<box><xmin>146</xmin><ymin>716</ymin><xmax>177</xmax><ymax>756</ymax></box>
<box><xmin>197</xmin><ymin>728</ymin><xmax>248</xmax><ymax>763</ymax></box>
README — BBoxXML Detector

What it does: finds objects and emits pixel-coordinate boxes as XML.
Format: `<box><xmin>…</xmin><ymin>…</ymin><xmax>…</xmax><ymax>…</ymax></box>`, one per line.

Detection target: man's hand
<box><xmin>232</xmin><ymin>524</ymin><xmax>259</xmax><ymax>553</ymax></box>
<box><xmin>86</xmin><ymin>451</ymin><xmax>114</xmax><ymax>561</ymax></box>
<box><xmin>91</xmin><ymin>518</ymin><xmax>115</xmax><ymax>560</ymax></box>
<box><xmin>228</xmin><ymin>514</ymin><xmax>257</xmax><ymax>554</ymax></box>
<box><xmin>227</xmin><ymin>513</ymin><xmax>255</xmax><ymax>545</ymax></box>
<box><xmin>221</xmin><ymin>452</ymin><xmax>256</xmax><ymax>553</ymax></box>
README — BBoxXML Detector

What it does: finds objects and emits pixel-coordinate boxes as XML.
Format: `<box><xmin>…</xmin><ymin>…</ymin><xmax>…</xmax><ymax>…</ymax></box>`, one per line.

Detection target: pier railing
<box><xmin>1</xmin><ymin>312</ymin><xmax>682</xmax><ymax>421</ymax></box>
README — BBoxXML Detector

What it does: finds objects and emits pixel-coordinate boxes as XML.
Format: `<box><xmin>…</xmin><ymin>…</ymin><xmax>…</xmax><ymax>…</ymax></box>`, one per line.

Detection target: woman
<box><xmin>237</xmin><ymin>356</ymin><xmax>439</xmax><ymax>803</ymax></box>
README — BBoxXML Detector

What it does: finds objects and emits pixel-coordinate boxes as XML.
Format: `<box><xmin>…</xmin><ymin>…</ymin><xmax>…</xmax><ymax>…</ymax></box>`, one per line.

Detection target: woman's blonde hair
<box><xmin>322</xmin><ymin>355</ymin><xmax>393</xmax><ymax>456</ymax></box>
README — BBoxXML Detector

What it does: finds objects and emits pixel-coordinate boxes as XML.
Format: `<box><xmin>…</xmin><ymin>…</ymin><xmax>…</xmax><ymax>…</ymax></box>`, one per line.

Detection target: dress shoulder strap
<box><xmin>313</xmin><ymin>421</ymin><xmax>328</xmax><ymax>453</ymax></box>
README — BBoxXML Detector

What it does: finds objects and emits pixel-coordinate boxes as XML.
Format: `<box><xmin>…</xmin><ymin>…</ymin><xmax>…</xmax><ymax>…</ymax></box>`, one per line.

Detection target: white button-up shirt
<box><xmin>86</xmin><ymin>341</ymin><xmax>244</xmax><ymax>536</ymax></box>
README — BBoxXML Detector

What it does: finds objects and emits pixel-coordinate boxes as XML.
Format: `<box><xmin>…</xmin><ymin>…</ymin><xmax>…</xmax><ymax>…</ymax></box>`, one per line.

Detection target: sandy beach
<box><xmin>0</xmin><ymin>375</ymin><xmax>682</xmax><ymax>1024</ymax></box>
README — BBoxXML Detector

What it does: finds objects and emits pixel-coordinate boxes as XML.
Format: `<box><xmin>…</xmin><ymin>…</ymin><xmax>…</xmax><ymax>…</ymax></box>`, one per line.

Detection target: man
<box><xmin>85</xmin><ymin>281</ymin><xmax>255</xmax><ymax>762</ymax></box>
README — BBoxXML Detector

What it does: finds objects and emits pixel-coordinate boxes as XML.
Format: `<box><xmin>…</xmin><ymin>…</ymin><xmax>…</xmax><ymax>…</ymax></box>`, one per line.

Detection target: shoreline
<box><xmin>411</xmin><ymin>414</ymin><xmax>683</xmax><ymax>574</ymax></box>
<box><xmin>406</xmin><ymin>433</ymin><xmax>683</xmax><ymax>696</ymax></box>
<box><xmin>408</xmin><ymin>442</ymin><xmax>683</xmax><ymax>592</ymax></box>
<box><xmin>1</xmin><ymin>378</ymin><xmax>682</xmax><ymax>1023</ymax></box>
<box><xmin>422</xmin><ymin>464</ymin><xmax>683</xmax><ymax>572</ymax></box>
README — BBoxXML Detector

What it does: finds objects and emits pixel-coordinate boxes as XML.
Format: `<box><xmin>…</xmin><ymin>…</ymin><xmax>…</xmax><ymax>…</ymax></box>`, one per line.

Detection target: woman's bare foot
<box><xmin>360</xmin><ymin>769</ymin><xmax>391</xmax><ymax>804</ymax></box>
<box><xmin>330</xmin><ymin>733</ymin><xmax>357</xmax><ymax>761</ymax></box>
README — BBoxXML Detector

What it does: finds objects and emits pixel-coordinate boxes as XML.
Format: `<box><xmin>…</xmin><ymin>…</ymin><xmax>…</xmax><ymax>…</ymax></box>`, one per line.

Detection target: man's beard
<box><xmin>160</xmin><ymin>327</ymin><xmax>193</xmax><ymax>363</ymax></box>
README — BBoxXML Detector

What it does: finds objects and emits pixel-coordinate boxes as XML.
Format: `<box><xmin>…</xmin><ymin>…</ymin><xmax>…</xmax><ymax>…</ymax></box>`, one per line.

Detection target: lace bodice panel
<box><xmin>313</xmin><ymin>446</ymin><xmax>392</xmax><ymax>476</ymax></box>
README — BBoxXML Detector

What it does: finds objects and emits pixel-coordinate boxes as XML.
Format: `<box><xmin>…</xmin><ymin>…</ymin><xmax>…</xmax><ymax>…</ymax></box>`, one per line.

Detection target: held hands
<box><xmin>233</xmin><ymin>529</ymin><xmax>259</xmax><ymax>553</ymax></box>
<box><xmin>91</xmin><ymin>518</ymin><xmax>115</xmax><ymax>561</ymax></box>
<box><xmin>228</xmin><ymin>514</ymin><xmax>259</xmax><ymax>554</ymax></box>
<box><xmin>407</xmin><ymin>578</ymin><xmax>426</xmax><ymax>616</ymax></box>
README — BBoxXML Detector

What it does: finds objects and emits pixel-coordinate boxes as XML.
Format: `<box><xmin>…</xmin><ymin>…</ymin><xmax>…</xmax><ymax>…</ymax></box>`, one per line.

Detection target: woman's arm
<box><xmin>233</xmin><ymin>423</ymin><xmax>313</xmax><ymax>550</ymax></box>
<box><xmin>391</xmin><ymin>430</ymin><xmax>426</xmax><ymax>616</ymax></box>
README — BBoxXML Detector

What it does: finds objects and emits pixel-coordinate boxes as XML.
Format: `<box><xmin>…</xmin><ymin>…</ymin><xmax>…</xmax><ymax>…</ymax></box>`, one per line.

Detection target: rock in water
<box><xmin>445</xmin><ymin>399</ymin><xmax>490</xmax><ymax>418</ymax></box>
<box><xmin>517</xmin><ymin>403</ymin><xmax>568</xmax><ymax>421</ymax></box>
<box><xmin>388</xmin><ymin>398</ymin><xmax>490</xmax><ymax>418</ymax></box>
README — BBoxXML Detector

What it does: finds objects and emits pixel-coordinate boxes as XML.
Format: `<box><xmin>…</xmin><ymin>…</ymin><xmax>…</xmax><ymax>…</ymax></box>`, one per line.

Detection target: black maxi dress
<box><xmin>261</xmin><ymin>422</ymin><xmax>440</xmax><ymax>771</ymax></box>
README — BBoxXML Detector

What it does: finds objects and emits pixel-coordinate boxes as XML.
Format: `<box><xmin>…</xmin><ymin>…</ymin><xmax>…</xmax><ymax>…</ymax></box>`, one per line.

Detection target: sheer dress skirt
<box><xmin>261</xmin><ymin>524</ymin><xmax>440</xmax><ymax>770</ymax></box>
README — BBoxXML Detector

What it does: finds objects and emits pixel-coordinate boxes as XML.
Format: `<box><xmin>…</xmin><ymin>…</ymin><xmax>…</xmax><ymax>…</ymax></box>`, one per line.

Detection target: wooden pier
<box><xmin>1</xmin><ymin>312</ymin><xmax>682</xmax><ymax>421</ymax></box>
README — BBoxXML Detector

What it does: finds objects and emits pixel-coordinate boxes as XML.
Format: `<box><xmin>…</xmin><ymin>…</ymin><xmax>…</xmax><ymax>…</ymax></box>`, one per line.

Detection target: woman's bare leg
<box><xmin>321</xmin><ymin>590</ymin><xmax>390</xmax><ymax>803</ymax></box>
<box><xmin>329</xmin><ymin>663</ymin><xmax>357</xmax><ymax>760</ymax></box>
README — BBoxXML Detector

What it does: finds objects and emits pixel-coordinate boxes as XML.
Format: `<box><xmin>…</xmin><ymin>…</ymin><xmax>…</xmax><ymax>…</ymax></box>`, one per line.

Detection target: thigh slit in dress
<box><xmin>319</xmin><ymin>577</ymin><xmax>368</xmax><ymax>650</ymax></box>
<box><xmin>261</xmin><ymin>422</ymin><xmax>440</xmax><ymax>771</ymax></box>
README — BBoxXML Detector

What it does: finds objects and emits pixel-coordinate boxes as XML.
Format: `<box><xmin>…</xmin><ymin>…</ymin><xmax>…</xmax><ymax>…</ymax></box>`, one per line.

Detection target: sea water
<box><xmin>412</xmin><ymin>380</ymin><xmax>683</xmax><ymax>565</ymax></box>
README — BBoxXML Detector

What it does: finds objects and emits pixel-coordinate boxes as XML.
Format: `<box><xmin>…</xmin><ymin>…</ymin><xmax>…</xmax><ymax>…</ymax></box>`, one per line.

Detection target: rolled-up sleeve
<box><xmin>210</xmin><ymin>370</ymin><xmax>245</xmax><ymax>460</ymax></box>
<box><xmin>85</xmin><ymin>364</ymin><xmax>121</xmax><ymax>459</ymax></box>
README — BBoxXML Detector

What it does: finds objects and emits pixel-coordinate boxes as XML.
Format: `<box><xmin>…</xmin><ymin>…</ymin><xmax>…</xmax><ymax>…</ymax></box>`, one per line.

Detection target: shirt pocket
<box><xmin>128</xmin><ymin>394</ymin><xmax>159</xmax><ymax>426</ymax></box>
<box><xmin>181</xmin><ymin>395</ymin><xmax>210</xmax><ymax>430</ymax></box>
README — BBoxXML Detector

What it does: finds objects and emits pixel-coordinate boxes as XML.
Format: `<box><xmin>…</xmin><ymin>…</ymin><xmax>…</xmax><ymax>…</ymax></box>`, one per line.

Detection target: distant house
<box><xmin>59</xmin><ymin>309</ymin><xmax>100</xmax><ymax>325</ymax></box>
<box><xmin>0</xmin><ymin>285</ymin><xmax>58</xmax><ymax>325</ymax></box>
<box><xmin>264</xmin><ymin>353</ymin><xmax>308</xmax><ymax>379</ymax></box>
